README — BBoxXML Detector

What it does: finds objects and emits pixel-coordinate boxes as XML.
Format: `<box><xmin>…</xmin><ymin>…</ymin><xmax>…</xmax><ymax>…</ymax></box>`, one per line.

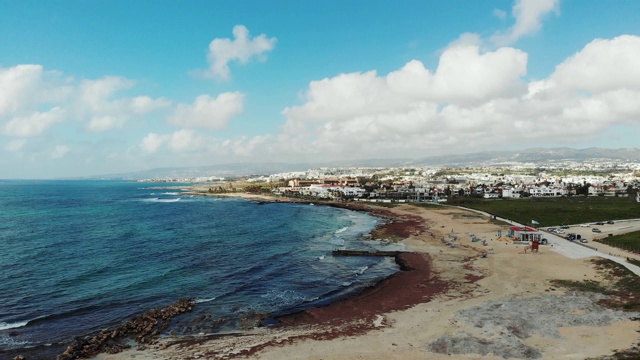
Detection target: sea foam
<box><xmin>0</xmin><ymin>321</ymin><xmax>28</xmax><ymax>331</ymax></box>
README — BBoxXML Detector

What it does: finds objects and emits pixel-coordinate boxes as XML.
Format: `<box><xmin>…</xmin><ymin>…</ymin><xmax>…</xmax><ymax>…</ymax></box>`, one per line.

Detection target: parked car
<box><xmin>595</xmin><ymin>222</ymin><xmax>604</xmax><ymax>225</ymax></box>
<box><xmin>580</xmin><ymin>224</ymin><xmax>590</xmax><ymax>227</ymax></box>
<box><xmin>592</xmin><ymin>228</ymin><xmax>602</xmax><ymax>233</ymax></box>
<box><xmin>580</xmin><ymin>238</ymin><xmax>588</xmax><ymax>243</ymax></box>
<box><xmin>555</xmin><ymin>229</ymin><xmax>565</xmax><ymax>234</ymax></box>
<box><xmin>566</xmin><ymin>233</ymin><xmax>581</xmax><ymax>241</ymax></box>
<box><xmin>560</xmin><ymin>225</ymin><xmax>570</xmax><ymax>229</ymax></box>
<box><xmin>607</xmin><ymin>221</ymin><xmax>615</xmax><ymax>224</ymax></box>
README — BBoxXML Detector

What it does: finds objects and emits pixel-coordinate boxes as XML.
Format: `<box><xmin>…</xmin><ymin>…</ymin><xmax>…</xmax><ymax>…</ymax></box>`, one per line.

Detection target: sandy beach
<box><xmin>91</xmin><ymin>193</ymin><xmax>640</xmax><ymax>360</ymax></box>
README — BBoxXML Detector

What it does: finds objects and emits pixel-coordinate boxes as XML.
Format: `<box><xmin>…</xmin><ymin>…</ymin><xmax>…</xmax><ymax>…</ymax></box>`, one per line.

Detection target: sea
<box><xmin>0</xmin><ymin>180</ymin><xmax>402</xmax><ymax>355</ymax></box>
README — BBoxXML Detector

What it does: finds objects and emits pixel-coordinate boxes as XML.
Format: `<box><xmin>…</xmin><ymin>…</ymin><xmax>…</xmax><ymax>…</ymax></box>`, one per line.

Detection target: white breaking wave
<box><xmin>0</xmin><ymin>320</ymin><xmax>28</xmax><ymax>331</ymax></box>
<box><xmin>355</xmin><ymin>266</ymin><xmax>369</xmax><ymax>275</ymax></box>
<box><xmin>141</xmin><ymin>198</ymin><xmax>180</xmax><ymax>203</ymax></box>
<box><xmin>195</xmin><ymin>297</ymin><xmax>216</xmax><ymax>304</ymax></box>
<box><xmin>335</xmin><ymin>227</ymin><xmax>348</xmax><ymax>234</ymax></box>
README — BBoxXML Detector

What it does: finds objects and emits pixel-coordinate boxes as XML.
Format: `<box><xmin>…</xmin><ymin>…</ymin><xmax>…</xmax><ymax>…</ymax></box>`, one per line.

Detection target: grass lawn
<box><xmin>595</xmin><ymin>230</ymin><xmax>640</xmax><ymax>254</ymax></box>
<box><xmin>442</xmin><ymin>196</ymin><xmax>640</xmax><ymax>227</ymax></box>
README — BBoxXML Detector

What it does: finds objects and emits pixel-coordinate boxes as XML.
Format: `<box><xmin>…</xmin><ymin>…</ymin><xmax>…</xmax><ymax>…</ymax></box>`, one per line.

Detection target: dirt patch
<box><xmin>428</xmin><ymin>294</ymin><xmax>639</xmax><ymax>359</ymax></box>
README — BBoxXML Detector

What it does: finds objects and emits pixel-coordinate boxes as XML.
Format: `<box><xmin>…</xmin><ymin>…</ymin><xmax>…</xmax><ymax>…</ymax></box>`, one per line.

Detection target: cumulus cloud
<box><xmin>200</xmin><ymin>25</ymin><xmax>277</xmax><ymax>80</ymax></box>
<box><xmin>76</xmin><ymin>76</ymin><xmax>170</xmax><ymax>132</ymax></box>
<box><xmin>283</xmin><ymin>41</ymin><xmax>528</xmax><ymax>131</ymax></box>
<box><xmin>273</xmin><ymin>34</ymin><xmax>640</xmax><ymax>161</ymax></box>
<box><xmin>491</xmin><ymin>0</ymin><xmax>559</xmax><ymax>45</ymax></box>
<box><xmin>141</xmin><ymin>133</ymin><xmax>168</xmax><ymax>154</ymax></box>
<box><xmin>550</xmin><ymin>35</ymin><xmax>640</xmax><ymax>93</ymax></box>
<box><xmin>168</xmin><ymin>92</ymin><xmax>244</xmax><ymax>130</ymax></box>
<box><xmin>0</xmin><ymin>65</ymin><xmax>171</xmax><ymax>138</ymax></box>
<box><xmin>0</xmin><ymin>64</ymin><xmax>72</xmax><ymax>117</ymax></box>
<box><xmin>3</xmin><ymin>107</ymin><xmax>66</xmax><ymax>137</ymax></box>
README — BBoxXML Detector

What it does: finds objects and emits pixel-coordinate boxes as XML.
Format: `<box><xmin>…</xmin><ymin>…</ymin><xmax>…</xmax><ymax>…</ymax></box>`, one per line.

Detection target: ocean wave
<box><xmin>355</xmin><ymin>266</ymin><xmax>369</xmax><ymax>275</ymax></box>
<box><xmin>141</xmin><ymin>198</ymin><xmax>180</xmax><ymax>203</ymax></box>
<box><xmin>260</xmin><ymin>290</ymin><xmax>318</xmax><ymax>307</ymax></box>
<box><xmin>0</xmin><ymin>334</ymin><xmax>30</xmax><ymax>347</ymax></box>
<box><xmin>161</xmin><ymin>192</ymin><xmax>180</xmax><ymax>195</ymax></box>
<box><xmin>335</xmin><ymin>226</ymin><xmax>349</xmax><ymax>234</ymax></box>
<box><xmin>0</xmin><ymin>320</ymin><xmax>28</xmax><ymax>331</ymax></box>
<box><xmin>195</xmin><ymin>297</ymin><xmax>216</xmax><ymax>304</ymax></box>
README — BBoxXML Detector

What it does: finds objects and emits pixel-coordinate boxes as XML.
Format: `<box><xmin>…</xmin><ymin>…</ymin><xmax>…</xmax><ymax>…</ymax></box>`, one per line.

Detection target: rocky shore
<box><xmin>20</xmin><ymin>298</ymin><xmax>196</xmax><ymax>360</ymax></box>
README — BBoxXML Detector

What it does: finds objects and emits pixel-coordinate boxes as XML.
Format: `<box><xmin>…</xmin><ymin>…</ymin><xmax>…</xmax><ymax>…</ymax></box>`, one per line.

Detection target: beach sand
<box><xmin>92</xmin><ymin>194</ymin><xmax>640</xmax><ymax>360</ymax></box>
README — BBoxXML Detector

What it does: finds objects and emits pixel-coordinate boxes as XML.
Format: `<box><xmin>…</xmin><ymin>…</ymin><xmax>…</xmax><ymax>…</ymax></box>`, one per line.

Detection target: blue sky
<box><xmin>1</xmin><ymin>0</ymin><xmax>639</xmax><ymax>178</ymax></box>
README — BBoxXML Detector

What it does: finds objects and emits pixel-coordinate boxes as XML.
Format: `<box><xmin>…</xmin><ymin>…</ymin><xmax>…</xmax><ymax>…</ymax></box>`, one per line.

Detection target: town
<box><xmin>141</xmin><ymin>160</ymin><xmax>640</xmax><ymax>203</ymax></box>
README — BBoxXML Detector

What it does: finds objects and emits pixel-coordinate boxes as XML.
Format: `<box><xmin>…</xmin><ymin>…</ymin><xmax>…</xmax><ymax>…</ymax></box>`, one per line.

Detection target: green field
<box><xmin>596</xmin><ymin>231</ymin><xmax>640</xmax><ymax>254</ymax></box>
<box><xmin>438</xmin><ymin>196</ymin><xmax>640</xmax><ymax>227</ymax></box>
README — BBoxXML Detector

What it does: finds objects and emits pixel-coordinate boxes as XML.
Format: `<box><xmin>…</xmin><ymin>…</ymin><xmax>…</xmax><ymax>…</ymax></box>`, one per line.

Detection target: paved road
<box><xmin>453</xmin><ymin>205</ymin><xmax>640</xmax><ymax>276</ymax></box>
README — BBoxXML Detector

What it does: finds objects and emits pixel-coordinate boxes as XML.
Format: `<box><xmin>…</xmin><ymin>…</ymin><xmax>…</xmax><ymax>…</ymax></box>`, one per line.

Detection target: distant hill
<box><xmin>88</xmin><ymin>147</ymin><xmax>640</xmax><ymax>180</ymax></box>
<box><xmin>409</xmin><ymin>147</ymin><xmax>640</xmax><ymax>167</ymax></box>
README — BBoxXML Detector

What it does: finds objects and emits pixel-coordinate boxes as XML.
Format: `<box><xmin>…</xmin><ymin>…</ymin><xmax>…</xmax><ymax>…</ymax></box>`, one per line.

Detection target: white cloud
<box><xmin>0</xmin><ymin>64</ymin><xmax>44</xmax><ymax>117</ymax></box>
<box><xmin>169</xmin><ymin>129</ymin><xmax>205</xmax><ymax>152</ymax></box>
<box><xmin>0</xmin><ymin>65</ymin><xmax>171</xmax><ymax>138</ymax></box>
<box><xmin>86</xmin><ymin>115</ymin><xmax>125</xmax><ymax>132</ymax></box>
<box><xmin>550</xmin><ymin>35</ymin><xmax>640</xmax><ymax>93</ymax></box>
<box><xmin>3</xmin><ymin>107</ymin><xmax>65</xmax><ymax>137</ymax></box>
<box><xmin>131</xmin><ymin>96</ymin><xmax>172</xmax><ymax>113</ymax></box>
<box><xmin>283</xmin><ymin>41</ymin><xmax>527</xmax><ymax>132</ymax></box>
<box><xmin>168</xmin><ymin>92</ymin><xmax>244</xmax><ymax>130</ymax></box>
<box><xmin>141</xmin><ymin>133</ymin><xmax>168</xmax><ymax>153</ymax></box>
<box><xmin>491</xmin><ymin>0</ymin><xmax>559</xmax><ymax>45</ymax></box>
<box><xmin>493</xmin><ymin>9</ymin><xmax>507</xmax><ymax>20</ymax></box>
<box><xmin>0</xmin><ymin>64</ymin><xmax>72</xmax><ymax>117</ymax></box>
<box><xmin>51</xmin><ymin>145</ymin><xmax>71</xmax><ymax>159</ymax></box>
<box><xmin>201</xmin><ymin>25</ymin><xmax>277</xmax><ymax>80</ymax></box>
<box><xmin>270</xmin><ymin>34</ymin><xmax>640</xmax><ymax>162</ymax></box>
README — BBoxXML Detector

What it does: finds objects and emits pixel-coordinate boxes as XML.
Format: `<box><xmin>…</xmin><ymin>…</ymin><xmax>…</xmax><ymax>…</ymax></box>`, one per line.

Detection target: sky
<box><xmin>1</xmin><ymin>0</ymin><xmax>640</xmax><ymax>179</ymax></box>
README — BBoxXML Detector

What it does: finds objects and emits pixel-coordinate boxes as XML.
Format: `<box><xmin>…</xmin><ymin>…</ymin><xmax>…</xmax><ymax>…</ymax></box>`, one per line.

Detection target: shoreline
<box><xmin>11</xmin><ymin>189</ymin><xmax>640</xmax><ymax>359</ymax></box>
<box><xmin>7</xmin><ymin>191</ymin><xmax>438</xmax><ymax>360</ymax></box>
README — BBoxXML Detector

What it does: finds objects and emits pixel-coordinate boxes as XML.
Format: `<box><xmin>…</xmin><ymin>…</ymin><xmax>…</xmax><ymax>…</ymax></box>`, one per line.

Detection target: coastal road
<box><xmin>512</xmin><ymin>218</ymin><xmax>640</xmax><ymax>276</ymax></box>
<box><xmin>452</xmin><ymin>205</ymin><xmax>640</xmax><ymax>276</ymax></box>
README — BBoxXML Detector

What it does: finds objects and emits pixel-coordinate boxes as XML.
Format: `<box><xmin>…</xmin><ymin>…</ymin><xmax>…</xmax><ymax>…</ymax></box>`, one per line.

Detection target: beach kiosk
<box><xmin>507</xmin><ymin>226</ymin><xmax>547</xmax><ymax>245</ymax></box>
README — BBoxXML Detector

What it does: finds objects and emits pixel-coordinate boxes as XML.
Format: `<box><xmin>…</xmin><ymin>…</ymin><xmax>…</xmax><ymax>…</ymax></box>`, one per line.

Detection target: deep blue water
<box><xmin>0</xmin><ymin>180</ymin><xmax>401</xmax><ymax>351</ymax></box>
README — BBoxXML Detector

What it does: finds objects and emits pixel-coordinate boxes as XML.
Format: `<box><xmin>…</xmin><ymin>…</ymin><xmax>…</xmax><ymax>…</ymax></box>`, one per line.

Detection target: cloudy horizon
<box><xmin>2</xmin><ymin>0</ymin><xmax>640</xmax><ymax>178</ymax></box>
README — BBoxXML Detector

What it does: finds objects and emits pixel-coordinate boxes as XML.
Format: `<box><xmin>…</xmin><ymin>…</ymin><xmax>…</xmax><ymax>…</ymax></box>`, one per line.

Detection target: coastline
<box><xmin>26</xmin><ymin>190</ymin><xmax>640</xmax><ymax>359</ymax></box>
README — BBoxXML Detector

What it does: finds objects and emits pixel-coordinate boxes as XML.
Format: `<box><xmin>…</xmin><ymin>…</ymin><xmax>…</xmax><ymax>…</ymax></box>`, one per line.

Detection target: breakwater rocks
<box><xmin>56</xmin><ymin>298</ymin><xmax>195</xmax><ymax>360</ymax></box>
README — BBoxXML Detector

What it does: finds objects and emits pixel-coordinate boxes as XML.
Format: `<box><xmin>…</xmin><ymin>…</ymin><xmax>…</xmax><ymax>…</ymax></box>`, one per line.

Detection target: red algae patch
<box><xmin>277</xmin><ymin>252</ymin><xmax>448</xmax><ymax>327</ymax></box>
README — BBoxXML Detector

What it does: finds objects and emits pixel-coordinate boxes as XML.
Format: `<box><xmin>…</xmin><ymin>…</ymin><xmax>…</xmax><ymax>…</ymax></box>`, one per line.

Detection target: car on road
<box><xmin>592</xmin><ymin>228</ymin><xmax>602</xmax><ymax>233</ymax></box>
<box><xmin>560</xmin><ymin>225</ymin><xmax>570</xmax><ymax>229</ymax></box>
<box><xmin>607</xmin><ymin>221</ymin><xmax>615</xmax><ymax>224</ymax></box>
<box><xmin>580</xmin><ymin>238</ymin><xmax>588</xmax><ymax>243</ymax></box>
<box><xmin>555</xmin><ymin>229</ymin><xmax>565</xmax><ymax>234</ymax></box>
<box><xmin>595</xmin><ymin>222</ymin><xmax>604</xmax><ymax>225</ymax></box>
<box><xmin>580</xmin><ymin>224</ymin><xmax>590</xmax><ymax>227</ymax></box>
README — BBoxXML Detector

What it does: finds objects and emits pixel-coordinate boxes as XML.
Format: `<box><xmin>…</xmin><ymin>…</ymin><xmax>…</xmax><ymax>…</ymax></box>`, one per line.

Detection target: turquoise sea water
<box><xmin>0</xmin><ymin>180</ymin><xmax>401</xmax><ymax>353</ymax></box>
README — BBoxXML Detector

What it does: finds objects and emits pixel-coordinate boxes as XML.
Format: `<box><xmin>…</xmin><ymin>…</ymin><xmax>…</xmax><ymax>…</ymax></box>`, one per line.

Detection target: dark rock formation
<box><xmin>56</xmin><ymin>298</ymin><xmax>194</xmax><ymax>360</ymax></box>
